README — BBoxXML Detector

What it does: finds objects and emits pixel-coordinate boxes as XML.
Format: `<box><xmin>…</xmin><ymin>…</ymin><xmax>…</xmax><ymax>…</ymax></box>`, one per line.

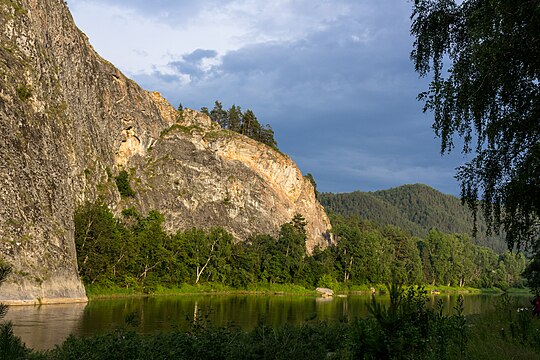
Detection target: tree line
<box><xmin>74</xmin><ymin>202</ymin><xmax>526</xmax><ymax>291</ymax></box>
<box><xmin>319</xmin><ymin>184</ymin><xmax>507</xmax><ymax>253</ymax></box>
<box><xmin>200</xmin><ymin>101</ymin><xmax>278</xmax><ymax>149</ymax></box>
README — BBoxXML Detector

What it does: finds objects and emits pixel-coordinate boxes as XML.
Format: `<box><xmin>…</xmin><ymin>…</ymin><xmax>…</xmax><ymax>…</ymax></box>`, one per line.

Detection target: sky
<box><xmin>66</xmin><ymin>0</ymin><xmax>469</xmax><ymax>195</ymax></box>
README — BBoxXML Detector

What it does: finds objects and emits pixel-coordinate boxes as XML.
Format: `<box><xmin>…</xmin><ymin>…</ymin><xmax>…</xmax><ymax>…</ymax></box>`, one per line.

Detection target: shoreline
<box><xmin>2</xmin><ymin>285</ymin><xmax>531</xmax><ymax>305</ymax></box>
<box><xmin>86</xmin><ymin>285</ymin><xmax>531</xmax><ymax>300</ymax></box>
<box><xmin>1</xmin><ymin>297</ymin><xmax>88</xmax><ymax>306</ymax></box>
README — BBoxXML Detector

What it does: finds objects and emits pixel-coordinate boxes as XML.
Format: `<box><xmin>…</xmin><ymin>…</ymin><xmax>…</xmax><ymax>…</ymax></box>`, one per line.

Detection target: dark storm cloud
<box><xmin>131</xmin><ymin>0</ymin><xmax>464</xmax><ymax>195</ymax></box>
<box><xmin>182</xmin><ymin>49</ymin><xmax>218</xmax><ymax>63</ymax></box>
<box><xmin>168</xmin><ymin>49</ymin><xmax>218</xmax><ymax>78</ymax></box>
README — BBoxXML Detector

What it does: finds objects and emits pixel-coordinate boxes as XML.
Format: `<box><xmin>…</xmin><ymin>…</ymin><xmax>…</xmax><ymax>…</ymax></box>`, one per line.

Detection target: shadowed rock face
<box><xmin>0</xmin><ymin>0</ymin><xmax>331</xmax><ymax>303</ymax></box>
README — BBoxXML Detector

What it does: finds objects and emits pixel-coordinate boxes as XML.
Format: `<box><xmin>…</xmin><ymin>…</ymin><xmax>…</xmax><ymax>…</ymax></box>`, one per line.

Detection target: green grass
<box><xmin>85</xmin><ymin>284</ymin><xmax>139</xmax><ymax>298</ymax></box>
<box><xmin>466</xmin><ymin>298</ymin><xmax>540</xmax><ymax>359</ymax></box>
<box><xmin>343</xmin><ymin>283</ymin><xmax>501</xmax><ymax>294</ymax></box>
<box><xmin>85</xmin><ymin>283</ymin><xmax>317</xmax><ymax>299</ymax></box>
<box><xmin>345</xmin><ymin>284</ymin><xmax>385</xmax><ymax>293</ymax></box>
<box><xmin>243</xmin><ymin>283</ymin><xmax>317</xmax><ymax>295</ymax></box>
<box><xmin>86</xmin><ymin>282</ymin><xmax>522</xmax><ymax>300</ymax></box>
<box><xmin>505</xmin><ymin>287</ymin><xmax>532</xmax><ymax>294</ymax></box>
<box><xmin>160</xmin><ymin>124</ymin><xmax>202</xmax><ymax>137</ymax></box>
<box><xmin>423</xmin><ymin>284</ymin><xmax>488</xmax><ymax>294</ymax></box>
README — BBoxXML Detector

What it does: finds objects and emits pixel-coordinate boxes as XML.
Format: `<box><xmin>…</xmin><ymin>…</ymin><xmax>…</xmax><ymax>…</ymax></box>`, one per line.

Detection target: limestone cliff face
<box><xmin>0</xmin><ymin>0</ymin><xmax>331</xmax><ymax>303</ymax></box>
<box><xmin>128</xmin><ymin>109</ymin><xmax>331</xmax><ymax>250</ymax></box>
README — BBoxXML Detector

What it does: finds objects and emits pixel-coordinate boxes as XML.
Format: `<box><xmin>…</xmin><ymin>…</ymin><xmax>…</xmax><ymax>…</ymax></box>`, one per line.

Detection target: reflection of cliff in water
<box><xmin>6</xmin><ymin>303</ymin><xmax>87</xmax><ymax>350</ymax></box>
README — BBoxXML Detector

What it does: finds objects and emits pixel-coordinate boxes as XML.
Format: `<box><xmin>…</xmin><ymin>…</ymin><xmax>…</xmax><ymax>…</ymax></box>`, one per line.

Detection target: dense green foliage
<box><xmin>74</xmin><ymin>203</ymin><xmax>312</xmax><ymax>290</ymax></box>
<box><xmin>201</xmin><ymin>101</ymin><xmax>278</xmax><ymax>149</ymax></box>
<box><xmin>74</xmin><ymin>202</ymin><xmax>525</xmax><ymax>291</ymax></box>
<box><xmin>114</xmin><ymin>170</ymin><xmax>135</xmax><ymax>198</ymax></box>
<box><xmin>319</xmin><ymin>183</ymin><xmax>507</xmax><ymax>252</ymax></box>
<box><xmin>330</xmin><ymin>215</ymin><xmax>525</xmax><ymax>289</ymax></box>
<box><xmin>410</xmin><ymin>1</ymin><xmax>539</xmax><ymax>285</ymax></box>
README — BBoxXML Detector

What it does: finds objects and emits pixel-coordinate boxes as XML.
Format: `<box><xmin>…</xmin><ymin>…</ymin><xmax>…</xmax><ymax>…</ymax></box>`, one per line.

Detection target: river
<box><xmin>5</xmin><ymin>293</ymin><xmax>531</xmax><ymax>350</ymax></box>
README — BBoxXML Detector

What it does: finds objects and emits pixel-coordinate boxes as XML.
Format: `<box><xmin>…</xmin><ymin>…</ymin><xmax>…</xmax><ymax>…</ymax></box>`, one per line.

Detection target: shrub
<box><xmin>16</xmin><ymin>85</ymin><xmax>32</xmax><ymax>102</ymax></box>
<box><xmin>115</xmin><ymin>170</ymin><xmax>135</xmax><ymax>198</ymax></box>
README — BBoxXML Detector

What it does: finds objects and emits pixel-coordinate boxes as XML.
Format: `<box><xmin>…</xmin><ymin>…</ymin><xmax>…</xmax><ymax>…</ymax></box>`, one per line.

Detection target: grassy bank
<box><xmin>7</xmin><ymin>286</ymin><xmax>540</xmax><ymax>359</ymax></box>
<box><xmin>2</xmin><ymin>284</ymin><xmax>539</xmax><ymax>359</ymax></box>
<box><xmin>345</xmin><ymin>283</ymin><xmax>499</xmax><ymax>294</ymax></box>
<box><xmin>85</xmin><ymin>282</ymin><xmax>530</xmax><ymax>300</ymax></box>
<box><xmin>85</xmin><ymin>283</ymin><xmax>318</xmax><ymax>299</ymax></box>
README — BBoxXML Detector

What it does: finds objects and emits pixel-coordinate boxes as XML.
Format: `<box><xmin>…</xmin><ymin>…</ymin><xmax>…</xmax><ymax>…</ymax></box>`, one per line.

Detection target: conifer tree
<box><xmin>241</xmin><ymin>109</ymin><xmax>257</xmax><ymax>137</ymax></box>
<box><xmin>209</xmin><ymin>101</ymin><xmax>228</xmax><ymax>128</ymax></box>
<box><xmin>227</xmin><ymin>105</ymin><xmax>242</xmax><ymax>132</ymax></box>
<box><xmin>260</xmin><ymin>124</ymin><xmax>277</xmax><ymax>148</ymax></box>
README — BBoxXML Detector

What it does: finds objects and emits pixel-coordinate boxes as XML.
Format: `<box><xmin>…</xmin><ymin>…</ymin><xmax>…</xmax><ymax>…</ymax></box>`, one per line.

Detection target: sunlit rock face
<box><xmin>0</xmin><ymin>0</ymin><xmax>331</xmax><ymax>303</ymax></box>
<box><xmin>129</xmin><ymin>111</ymin><xmax>332</xmax><ymax>251</ymax></box>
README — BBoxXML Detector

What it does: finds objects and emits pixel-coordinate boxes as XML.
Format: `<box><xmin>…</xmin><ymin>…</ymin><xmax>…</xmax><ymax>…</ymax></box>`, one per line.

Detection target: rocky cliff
<box><xmin>0</xmin><ymin>0</ymin><xmax>331</xmax><ymax>303</ymax></box>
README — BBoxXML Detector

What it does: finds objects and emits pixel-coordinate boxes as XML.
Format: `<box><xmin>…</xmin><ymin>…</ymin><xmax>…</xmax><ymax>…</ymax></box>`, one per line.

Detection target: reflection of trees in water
<box><xmin>11</xmin><ymin>294</ymin><xmax>533</xmax><ymax>350</ymax></box>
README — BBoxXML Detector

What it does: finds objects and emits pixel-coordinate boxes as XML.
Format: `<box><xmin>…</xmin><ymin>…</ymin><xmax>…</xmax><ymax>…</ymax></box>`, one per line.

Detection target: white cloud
<box><xmin>65</xmin><ymin>0</ymin><xmax>465</xmax><ymax>194</ymax></box>
<box><xmin>68</xmin><ymin>0</ymin><xmax>359</xmax><ymax>76</ymax></box>
<box><xmin>69</xmin><ymin>1</ymin><xmax>246</xmax><ymax>74</ymax></box>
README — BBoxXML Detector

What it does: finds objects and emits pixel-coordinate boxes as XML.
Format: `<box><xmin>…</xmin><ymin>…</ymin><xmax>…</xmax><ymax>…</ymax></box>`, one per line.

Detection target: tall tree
<box><xmin>227</xmin><ymin>105</ymin><xmax>242</xmax><ymax>132</ymax></box>
<box><xmin>260</xmin><ymin>124</ymin><xmax>278</xmax><ymax>148</ymax></box>
<box><xmin>240</xmin><ymin>109</ymin><xmax>254</xmax><ymax>136</ymax></box>
<box><xmin>277</xmin><ymin>214</ymin><xmax>308</xmax><ymax>283</ymax></box>
<box><xmin>411</xmin><ymin>1</ymin><xmax>540</xmax><ymax>260</ymax></box>
<box><xmin>210</xmin><ymin>101</ymin><xmax>228</xmax><ymax>128</ymax></box>
<box><xmin>74</xmin><ymin>202</ymin><xmax>125</xmax><ymax>284</ymax></box>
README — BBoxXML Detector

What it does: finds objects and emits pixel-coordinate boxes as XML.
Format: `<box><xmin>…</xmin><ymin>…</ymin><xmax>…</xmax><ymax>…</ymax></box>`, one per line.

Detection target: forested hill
<box><xmin>319</xmin><ymin>184</ymin><xmax>507</xmax><ymax>253</ymax></box>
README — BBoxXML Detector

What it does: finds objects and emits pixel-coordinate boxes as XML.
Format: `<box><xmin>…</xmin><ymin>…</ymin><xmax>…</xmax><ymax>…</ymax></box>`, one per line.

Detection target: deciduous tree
<box><xmin>411</xmin><ymin>1</ymin><xmax>540</xmax><ymax>258</ymax></box>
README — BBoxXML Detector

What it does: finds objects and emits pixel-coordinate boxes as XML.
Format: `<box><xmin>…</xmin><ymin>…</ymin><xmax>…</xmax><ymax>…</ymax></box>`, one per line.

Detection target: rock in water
<box><xmin>315</xmin><ymin>287</ymin><xmax>334</xmax><ymax>297</ymax></box>
<box><xmin>0</xmin><ymin>0</ymin><xmax>331</xmax><ymax>303</ymax></box>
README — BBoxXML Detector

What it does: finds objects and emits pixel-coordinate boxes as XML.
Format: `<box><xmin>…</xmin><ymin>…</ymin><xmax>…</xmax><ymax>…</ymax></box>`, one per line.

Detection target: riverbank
<box><xmin>8</xmin><ymin>289</ymin><xmax>540</xmax><ymax>359</ymax></box>
<box><xmin>85</xmin><ymin>283</ymin><xmax>531</xmax><ymax>300</ymax></box>
<box><xmin>85</xmin><ymin>283</ymin><xmax>319</xmax><ymax>299</ymax></box>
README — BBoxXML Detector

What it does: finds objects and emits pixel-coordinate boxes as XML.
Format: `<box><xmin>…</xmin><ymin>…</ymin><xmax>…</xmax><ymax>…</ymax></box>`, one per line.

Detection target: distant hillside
<box><xmin>319</xmin><ymin>184</ymin><xmax>507</xmax><ymax>253</ymax></box>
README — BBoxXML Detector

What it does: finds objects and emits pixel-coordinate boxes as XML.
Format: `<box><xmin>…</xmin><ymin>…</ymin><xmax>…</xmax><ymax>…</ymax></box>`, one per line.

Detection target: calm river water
<box><xmin>5</xmin><ymin>293</ymin><xmax>531</xmax><ymax>350</ymax></box>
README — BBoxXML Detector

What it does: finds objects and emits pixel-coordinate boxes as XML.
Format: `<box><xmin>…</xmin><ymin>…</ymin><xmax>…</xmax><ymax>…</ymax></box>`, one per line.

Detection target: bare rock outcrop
<box><xmin>0</xmin><ymin>0</ymin><xmax>331</xmax><ymax>303</ymax></box>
